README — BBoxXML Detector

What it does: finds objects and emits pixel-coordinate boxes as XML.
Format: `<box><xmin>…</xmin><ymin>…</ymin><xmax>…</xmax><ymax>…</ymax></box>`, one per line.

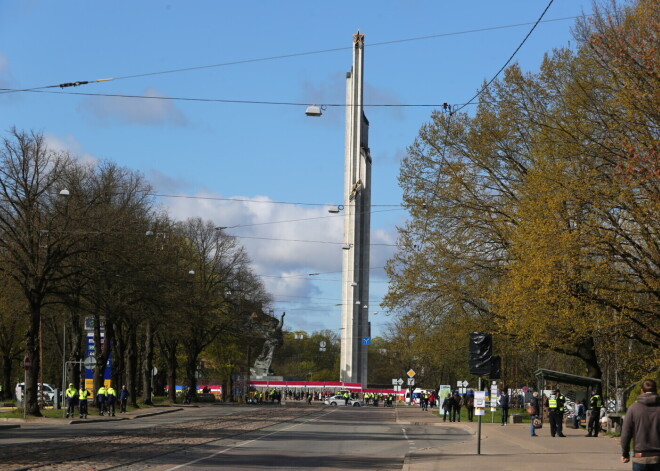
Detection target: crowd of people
<box><xmin>63</xmin><ymin>383</ymin><xmax>129</xmax><ymax>419</ymax></box>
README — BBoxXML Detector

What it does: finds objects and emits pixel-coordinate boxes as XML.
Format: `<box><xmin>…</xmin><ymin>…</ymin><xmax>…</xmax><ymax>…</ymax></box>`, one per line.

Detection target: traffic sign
<box><xmin>23</xmin><ymin>356</ymin><xmax>31</xmax><ymax>371</ymax></box>
<box><xmin>362</xmin><ymin>337</ymin><xmax>371</xmax><ymax>345</ymax></box>
<box><xmin>397</xmin><ymin>378</ymin><xmax>404</xmax><ymax>386</ymax></box>
<box><xmin>83</xmin><ymin>356</ymin><xmax>96</xmax><ymax>369</ymax></box>
<box><xmin>407</xmin><ymin>369</ymin><xmax>416</xmax><ymax>378</ymax></box>
<box><xmin>407</xmin><ymin>377</ymin><xmax>415</xmax><ymax>386</ymax></box>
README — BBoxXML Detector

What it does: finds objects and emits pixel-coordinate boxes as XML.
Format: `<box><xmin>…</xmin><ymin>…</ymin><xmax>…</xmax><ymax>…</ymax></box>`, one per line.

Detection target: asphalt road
<box><xmin>0</xmin><ymin>404</ymin><xmax>470</xmax><ymax>470</ymax></box>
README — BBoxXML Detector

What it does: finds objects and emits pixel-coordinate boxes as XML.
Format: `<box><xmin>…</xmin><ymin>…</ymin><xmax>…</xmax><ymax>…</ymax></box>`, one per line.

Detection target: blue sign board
<box><xmin>362</xmin><ymin>337</ymin><xmax>371</xmax><ymax>345</ymax></box>
<box><xmin>85</xmin><ymin>332</ymin><xmax>111</xmax><ymax>380</ymax></box>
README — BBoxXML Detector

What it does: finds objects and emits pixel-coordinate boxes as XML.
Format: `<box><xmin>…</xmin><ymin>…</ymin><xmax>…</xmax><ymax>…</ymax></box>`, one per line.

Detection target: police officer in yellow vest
<box><xmin>106</xmin><ymin>385</ymin><xmax>117</xmax><ymax>417</ymax></box>
<box><xmin>586</xmin><ymin>390</ymin><xmax>603</xmax><ymax>437</ymax></box>
<box><xmin>78</xmin><ymin>387</ymin><xmax>90</xmax><ymax>418</ymax></box>
<box><xmin>65</xmin><ymin>383</ymin><xmax>78</xmax><ymax>418</ymax></box>
<box><xmin>97</xmin><ymin>385</ymin><xmax>107</xmax><ymax>416</ymax></box>
<box><xmin>545</xmin><ymin>388</ymin><xmax>566</xmax><ymax>437</ymax></box>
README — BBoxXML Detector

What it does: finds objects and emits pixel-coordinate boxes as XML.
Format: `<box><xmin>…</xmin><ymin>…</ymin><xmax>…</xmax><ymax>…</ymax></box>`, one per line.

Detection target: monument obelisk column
<box><xmin>340</xmin><ymin>31</ymin><xmax>371</xmax><ymax>387</ymax></box>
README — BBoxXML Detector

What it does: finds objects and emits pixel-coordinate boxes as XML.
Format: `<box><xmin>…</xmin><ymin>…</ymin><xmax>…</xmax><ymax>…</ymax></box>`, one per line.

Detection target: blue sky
<box><xmin>1</xmin><ymin>0</ymin><xmax>593</xmax><ymax>337</ymax></box>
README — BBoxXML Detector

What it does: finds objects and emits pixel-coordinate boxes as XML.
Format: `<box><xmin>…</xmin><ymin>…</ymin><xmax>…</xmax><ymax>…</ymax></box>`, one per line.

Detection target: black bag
<box><xmin>533</xmin><ymin>418</ymin><xmax>543</xmax><ymax>429</ymax></box>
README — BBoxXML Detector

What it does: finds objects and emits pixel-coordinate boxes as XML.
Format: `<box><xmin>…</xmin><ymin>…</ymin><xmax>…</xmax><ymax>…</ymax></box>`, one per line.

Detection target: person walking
<box><xmin>65</xmin><ymin>383</ymin><xmax>77</xmax><ymax>418</ymax></box>
<box><xmin>620</xmin><ymin>379</ymin><xmax>660</xmax><ymax>470</ymax></box>
<box><xmin>442</xmin><ymin>393</ymin><xmax>453</xmax><ymax>422</ymax></box>
<box><xmin>574</xmin><ymin>399</ymin><xmax>586</xmax><ymax>429</ymax></box>
<box><xmin>465</xmin><ymin>390</ymin><xmax>475</xmax><ymax>422</ymax></box>
<box><xmin>452</xmin><ymin>390</ymin><xmax>463</xmax><ymax>422</ymax></box>
<box><xmin>421</xmin><ymin>390</ymin><xmax>429</xmax><ymax>411</ymax></box>
<box><xmin>545</xmin><ymin>388</ymin><xmax>566</xmax><ymax>437</ymax></box>
<box><xmin>119</xmin><ymin>385</ymin><xmax>129</xmax><ymax>413</ymax></box>
<box><xmin>78</xmin><ymin>386</ymin><xmax>90</xmax><ymax>419</ymax></box>
<box><xmin>529</xmin><ymin>391</ymin><xmax>541</xmax><ymax>437</ymax></box>
<box><xmin>106</xmin><ymin>384</ymin><xmax>117</xmax><ymax>417</ymax></box>
<box><xmin>586</xmin><ymin>389</ymin><xmax>603</xmax><ymax>437</ymax></box>
<box><xmin>499</xmin><ymin>389</ymin><xmax>510</xmax><ymax>426</ymax></box>
<box><xmin>97</xmin><ymin>385</ymin><xmax>107</xmax><ymax>416</ymax></box>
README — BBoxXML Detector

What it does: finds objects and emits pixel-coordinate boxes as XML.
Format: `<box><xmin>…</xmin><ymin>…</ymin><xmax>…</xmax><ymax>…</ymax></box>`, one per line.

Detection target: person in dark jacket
<box><xmin>587</xmin><ymin>389</ymin><xmax>604</xmax><ymax>437</ymax></box>
<box><xmin>465</xmin><ymin>390</ymin><xmax>475</xmax><ymax>422</ymax></box>
<box><xmin>499</xmin><ymin>389</ymin><xmax>510</xmax><ymax>426</ymax></box>
<box><xmin>451</xmin><ymin>391</ymin><xmax>462</xmax><ymax>422</ymax></box>
<box><xmin>119</xmin><ymin>385</ymin><xmax>129</xmax><ymax>413</ymax></box>
<box><xmin>442</xmin><ymin>394</ymin><xmax>454</xmax><ymax>422</ymax></box>
<box><xmin>545</xmin><ymin>388</ymin><xmax>566</xmax><ymax>437</ymax></box>
<box><xmin>529</xmin><ymin>391</ymin><xmax>541</xmax><ymax>437</ymax></box>
<box><xmin>620</xmin><ymin>379</ymin><xmax>660</xmax><ymax>469</ymax></box>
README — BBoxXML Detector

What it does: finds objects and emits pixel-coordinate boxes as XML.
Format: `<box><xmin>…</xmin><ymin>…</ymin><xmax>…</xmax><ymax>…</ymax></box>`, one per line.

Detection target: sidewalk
<box><xmin>0</xmin><ymin>404</ymin><xmax>184</xmax><ymax>427</ymax></box>
<box><xmin>397</xmin><ymin>405</ymin><xmax>628</xmax><ymax>471</ymax></box>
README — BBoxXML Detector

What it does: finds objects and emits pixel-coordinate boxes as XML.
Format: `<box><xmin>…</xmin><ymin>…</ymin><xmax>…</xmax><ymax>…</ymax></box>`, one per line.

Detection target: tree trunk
<box><xmin>160</xmin><ymin>334</ymin><xmax>178</xmax><ymax>403</ymax></box>
<box><xmin>113</xmin><ymin>322</ymin><xmax>126</xmax><ymax>391</ymax></box>
<box><xmin>141</xmin><ymin>319</ymin><xmax>154</xmax><ymax>405</ymax></box>
<box><xmin>126</xmin><ymin>327</ymin><xmax>138</xmax><ymax>408</ymax></box>
<box><xmin>185</xmin><ymin>350</ymin><xmax>199</xmax><ymax>402</ymax></box>
<box><xmin>576</xmin><ymin>337</ymin><xmax>602</xmax><ymax>380</ymax></box>
<box><xmin>24</xmin><ymin>303</ymin><xmax>42</xmax><ymax>417</ymax></box>
<box><xmin>1</xmin><ymin>354</ymin><xmax>13</xmax><ymax>400</ymax></box>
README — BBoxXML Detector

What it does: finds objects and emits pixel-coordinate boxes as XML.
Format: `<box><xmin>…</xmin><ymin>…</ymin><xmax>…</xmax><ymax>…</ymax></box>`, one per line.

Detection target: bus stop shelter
<box><xmin>534</xmin><ymin>368</ymin><xmax>602</xmax><ymax>391</ymax></box>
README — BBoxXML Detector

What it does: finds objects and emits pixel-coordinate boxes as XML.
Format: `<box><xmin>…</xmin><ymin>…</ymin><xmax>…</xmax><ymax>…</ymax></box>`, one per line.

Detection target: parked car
<box><xmin>15</xmin><ymin>382</ymin><xmax>56</xmax><ymax>403</ymax></box>
<box><xmin>324</xmin><ymin>394</ymin><xmax>364</xmax><ymax>407</ymax></box>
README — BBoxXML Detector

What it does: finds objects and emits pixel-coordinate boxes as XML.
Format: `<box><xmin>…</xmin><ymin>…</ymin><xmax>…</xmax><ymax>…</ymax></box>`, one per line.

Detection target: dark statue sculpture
<box><xmin>250</xmin><ymin>312</ymin><xmax>285</xmax><ymax>377</ymax></box>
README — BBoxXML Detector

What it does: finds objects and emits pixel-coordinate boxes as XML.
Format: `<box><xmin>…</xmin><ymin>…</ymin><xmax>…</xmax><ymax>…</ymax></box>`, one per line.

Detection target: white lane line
<box><xmin>165</xmin><ymin>410</ymin><xmax>333</xmax><ymax>471</ymax></box>
<box><xmin>402</xmin><ymin>427</ymin><xmax>416</xmax><ymax>449</ymax></box>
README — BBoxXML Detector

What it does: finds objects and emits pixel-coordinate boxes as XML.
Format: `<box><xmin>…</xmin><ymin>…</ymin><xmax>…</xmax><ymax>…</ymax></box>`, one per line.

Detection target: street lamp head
<box><xmin>145</xmin><ymin>230</ymin><xmax>154</xmax><ymax>236</ymax></box>
<box><xmin>188</xmin><ymin>270</ymin><xmax>195</xmax><ymax>276</ymax></box>
<box><xmin>59</xmin><ymin>189</ymin><xmax>70</xmax><ymax>196</ymax></box>
<box><xmin>305</xmin><ymin>104</ymin><xmax>323</xmax><ymax>117</ymax></box>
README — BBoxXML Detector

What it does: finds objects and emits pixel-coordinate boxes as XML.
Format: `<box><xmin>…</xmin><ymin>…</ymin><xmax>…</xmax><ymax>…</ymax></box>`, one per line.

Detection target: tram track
<box><xmin>1</xmin><ymin>407</ymin><xmax>320</xmax><ymax>471</ymax></box>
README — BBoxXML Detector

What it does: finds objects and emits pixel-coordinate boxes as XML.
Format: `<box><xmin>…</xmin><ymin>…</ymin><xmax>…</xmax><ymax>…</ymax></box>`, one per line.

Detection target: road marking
<box><xmin>165</xmin><ymin>410</ymin><xmax>333</xmax><ymax>471</ymax></box>
<box><xmin>402</xmin><ymin>427</ymin><xmax>416</xmax><ymax>449</ymax></box>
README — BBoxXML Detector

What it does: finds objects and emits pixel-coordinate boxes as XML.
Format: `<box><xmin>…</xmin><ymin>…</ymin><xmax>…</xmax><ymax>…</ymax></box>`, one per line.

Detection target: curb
<box><xmin>68</xmin><ymin>407</ymin><xmax>183</xmax><ymax>424</ymax></box>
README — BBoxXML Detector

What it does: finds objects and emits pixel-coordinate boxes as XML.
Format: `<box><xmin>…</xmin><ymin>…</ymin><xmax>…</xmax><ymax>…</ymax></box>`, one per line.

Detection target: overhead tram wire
<box><xmin>0</xmin><ymin>14</ymin><xmax>580</xmax><ymax>97</ymax></box>
<box><xmin>219</xmin><ymin>207</ymin><xmax>401</xmax><ymax>230</ymax></box>
<box><xmin>413</xmin><ymin>0</ymin><xmax>557</xmax><ymax>248</ymax></box>
<box><xmin>148</xmin><ymin>193</ymin><xmax>400</xmax><ymax>208</ymax></box>
<box><xmin>454</xmin><ymin>0</ymin><xmax>555</xmax><ymax>113</ymax></box>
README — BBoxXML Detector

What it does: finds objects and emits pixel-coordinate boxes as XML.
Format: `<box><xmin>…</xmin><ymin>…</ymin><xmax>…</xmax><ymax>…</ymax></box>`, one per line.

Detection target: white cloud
<box><xmin>78</xmin><ymin>87</ymin><xmax>187</xmax><ymax>127</ymax></box>
<box><xmin>43</xmin><ymin>132</ymin><xmax>100</xmax><ymax>167</ymax></box>
<box><xmin>0</xmin><ymin>52</ymin><xmax>19</xmax><ymax>103</ymax></box>
<box><xmin>160</xmin><ymin>188</ymin><xmax>399</xmax><ymax>333</ymax></box>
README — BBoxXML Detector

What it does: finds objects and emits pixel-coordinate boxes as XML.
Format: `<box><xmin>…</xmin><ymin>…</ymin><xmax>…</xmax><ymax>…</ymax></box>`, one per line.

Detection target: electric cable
<box><xmin>0</xmin><ymin>14</ymin><xmax>579</xmax><ymax>99</ymax></box>
<box><xmin>454</xmin><ymin>0</ymin><xmax>555</xmax><ymax>113</ymax></box>
<box><xmin>149</xmin><ymin>192</ymin><xmax>400</xmax><ymax>208</ymax></box>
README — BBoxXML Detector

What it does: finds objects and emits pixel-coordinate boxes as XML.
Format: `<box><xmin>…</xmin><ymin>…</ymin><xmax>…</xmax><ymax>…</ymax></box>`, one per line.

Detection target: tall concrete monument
<box><xmin>340</xmin><ymin>31</ymin><xmax>371</xmax><ymax>387</ymax></box>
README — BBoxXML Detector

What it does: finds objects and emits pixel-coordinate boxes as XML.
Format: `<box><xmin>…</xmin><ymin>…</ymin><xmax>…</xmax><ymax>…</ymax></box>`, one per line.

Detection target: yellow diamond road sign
<box><xmin>407</xmin><ymin>369</ymin><xmax>416</xmax><ymax>378</ymax></box>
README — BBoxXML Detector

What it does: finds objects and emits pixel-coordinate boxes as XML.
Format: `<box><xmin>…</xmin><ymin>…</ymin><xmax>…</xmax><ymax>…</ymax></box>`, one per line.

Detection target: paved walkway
<box><xmin>396</xmin><ymin>405</ymin><xmax>628</xmax><ymax>471</ymax></box>
<box><xmin>0</xmin><ymin>404</ymin><xmax>184</xmax><ymax>429</ymax></box>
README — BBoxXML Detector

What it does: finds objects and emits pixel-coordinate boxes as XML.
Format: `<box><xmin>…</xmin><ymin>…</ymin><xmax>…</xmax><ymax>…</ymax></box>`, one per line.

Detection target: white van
<box><xmin>405</xmin><ymin>388</ymin><xmax>432</xmax><ymax>405</ymax></box>
<box><xmin>15</xmin><ymin>383</ymin><xmax>56</xmax><ymax>403</ymax></box>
